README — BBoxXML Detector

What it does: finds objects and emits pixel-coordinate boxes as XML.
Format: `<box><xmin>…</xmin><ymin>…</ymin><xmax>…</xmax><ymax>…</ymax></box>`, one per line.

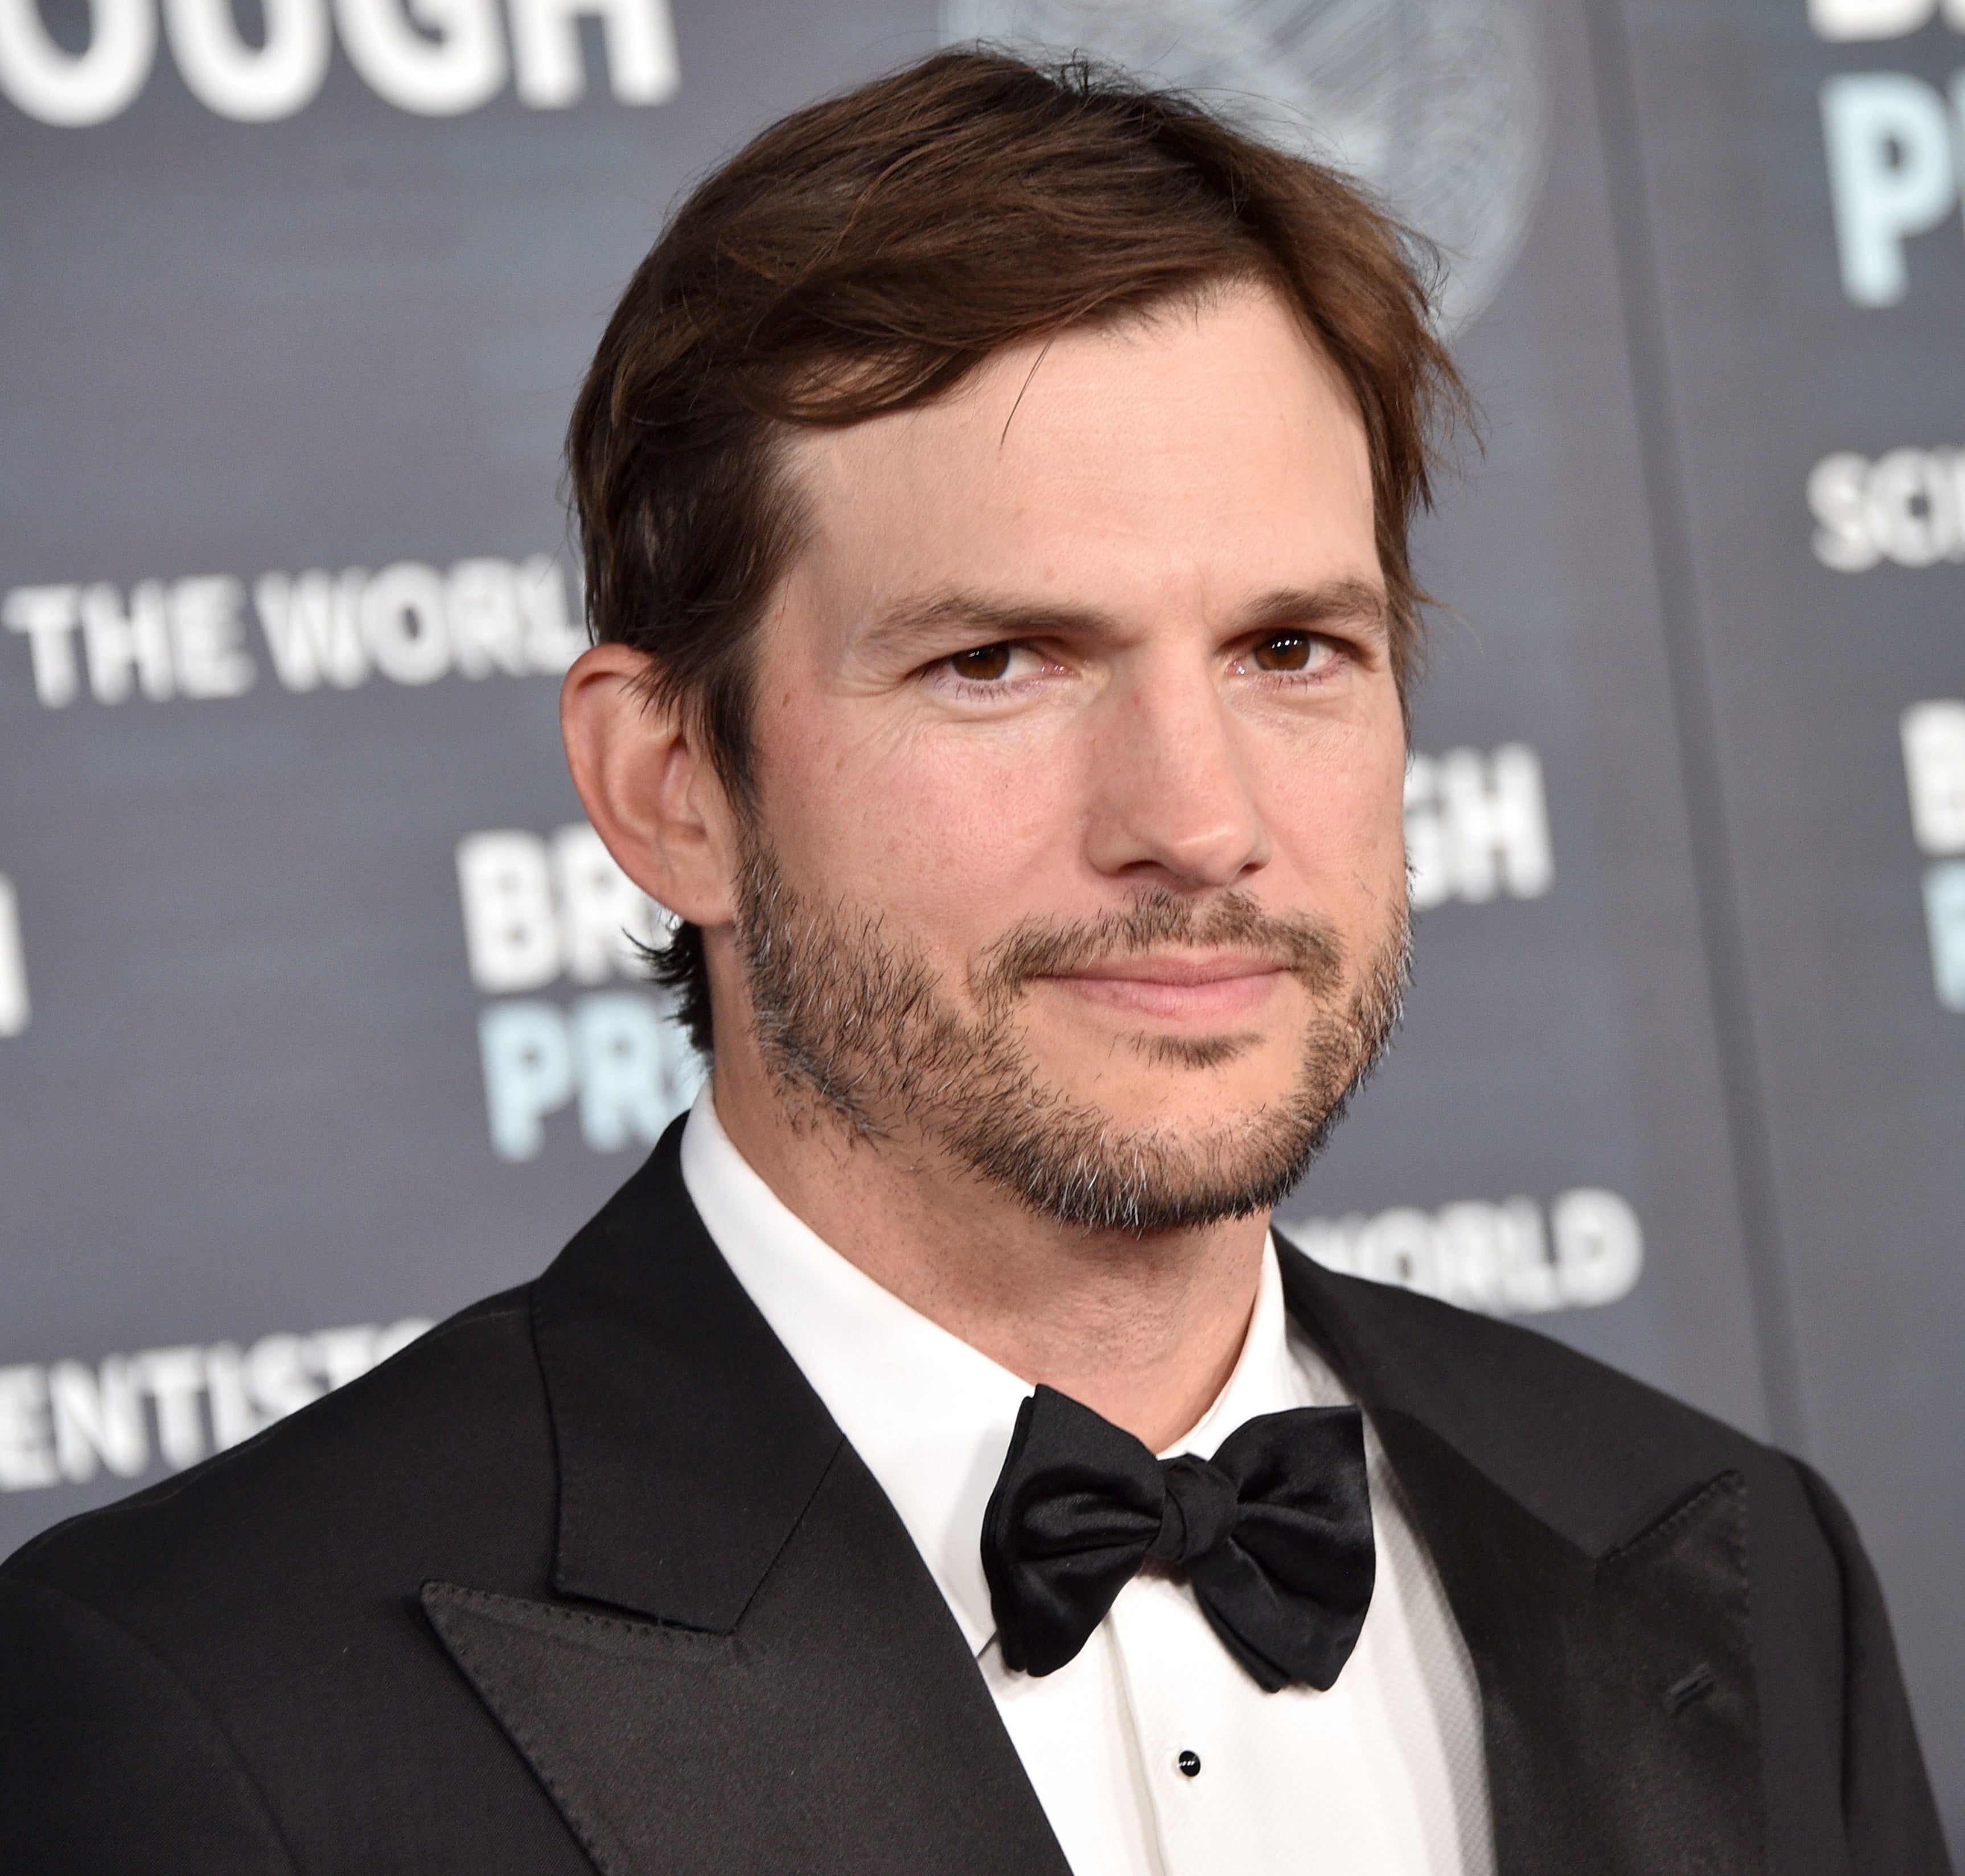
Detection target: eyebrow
<box><xmin>1240</xmin><ymin>580</ymin><xmax>1388</xmax><ymax>639</ymax></box>
<box><xmin>864</xmin><ymin>578</ymin><xmax>1388</xmax><ymax>660</ymax></box>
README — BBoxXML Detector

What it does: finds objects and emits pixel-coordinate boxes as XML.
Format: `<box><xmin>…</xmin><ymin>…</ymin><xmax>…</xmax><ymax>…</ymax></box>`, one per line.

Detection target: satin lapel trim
<box><xmin>1374</xmin><ymin>1414</ymin><xmax>1767</xmax><ymax>1876</ymax></box>
<box><xmin>424</xmin><ymin>1443</ymin><xmax>1072</xmax><ymax>1876</ymax></box>
<box><xmin>1275</xmin><ymin>1243</ymin><xmax>1767</xmax><ymax>1875</ymax></box>
<box><xmin>1274</xmin><ymin>1237</ymin><xmax>1747</xmax><ymax>1556</ymax></box>
<box><xmin>529</xmin><ymin>1121</ymin><xmax>845</xmax><ymax>1631</ymax></box>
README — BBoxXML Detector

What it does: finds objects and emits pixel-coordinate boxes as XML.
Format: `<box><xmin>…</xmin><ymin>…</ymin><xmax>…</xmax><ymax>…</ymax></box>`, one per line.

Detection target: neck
<box><xmin>706</xmin><ymin>1048</ymin><xmax>1268</xmax><ymax>1454</ymax></box>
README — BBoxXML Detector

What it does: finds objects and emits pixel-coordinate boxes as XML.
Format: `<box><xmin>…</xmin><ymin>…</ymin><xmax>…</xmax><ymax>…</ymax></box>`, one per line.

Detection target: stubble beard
<box><xmin>732</xmin><ymin>834</ymin><xmax>1411</xmax><ymax>1234</ymax></box>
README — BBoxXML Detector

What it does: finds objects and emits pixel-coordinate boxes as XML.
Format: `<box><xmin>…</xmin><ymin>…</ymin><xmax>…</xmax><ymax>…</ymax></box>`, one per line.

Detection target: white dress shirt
<box><xmin>681</xmin><ymin>1089</ymin><xmax>1495</xmax><ymax>1876</ymax></box>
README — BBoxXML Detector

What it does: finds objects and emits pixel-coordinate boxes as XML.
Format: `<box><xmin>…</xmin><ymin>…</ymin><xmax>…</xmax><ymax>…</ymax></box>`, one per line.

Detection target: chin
<box><xmin>1125</xmin><ymin>1028</ymin><xmax>1268</xmax><ymax>1073</ymax></box>
<box><xmin>1046</xmin><ymin>1037</ymin><xmax>1294</xmax><ymax>1125</ymax></box>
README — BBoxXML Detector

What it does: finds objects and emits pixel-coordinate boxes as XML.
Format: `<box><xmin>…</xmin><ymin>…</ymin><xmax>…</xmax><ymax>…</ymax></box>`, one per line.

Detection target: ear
<box><xmin>560</xmin><ymin>643</ymin><xmax>738</xmax><ymax>929</ymax></box>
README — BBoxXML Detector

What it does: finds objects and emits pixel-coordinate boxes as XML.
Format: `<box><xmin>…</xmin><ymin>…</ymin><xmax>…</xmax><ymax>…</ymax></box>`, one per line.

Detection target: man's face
<box><xmin>727</xmin><ymin>282</ymin><xmax>1411</xmax><ymax>1229</ymax></box>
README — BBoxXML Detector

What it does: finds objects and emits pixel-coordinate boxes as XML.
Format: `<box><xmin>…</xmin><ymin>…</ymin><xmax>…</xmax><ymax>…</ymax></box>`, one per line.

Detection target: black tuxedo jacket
<box><xmin>0</xmin><ymin>1125</ymin><xmax>1948</xmax><ymax>1875</ymax></box>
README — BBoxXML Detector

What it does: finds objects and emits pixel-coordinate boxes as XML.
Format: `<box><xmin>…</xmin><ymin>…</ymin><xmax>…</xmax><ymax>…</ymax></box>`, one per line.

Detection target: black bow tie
<box><xmin>980</xmin><ymin>1384</ymin><xmax>1375</xmax><ymax>1693</ymax></box>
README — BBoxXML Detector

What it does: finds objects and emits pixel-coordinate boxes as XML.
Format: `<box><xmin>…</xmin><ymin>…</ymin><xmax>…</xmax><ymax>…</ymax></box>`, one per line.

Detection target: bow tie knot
<box><xmin>1148</xmin><ymin>1454</ymin><xmax>1240</xmax><ymax>1566</ymax></box>
<box><xmin>981</xmin><ymin>1385</ymin><xmax>1376</xmax><ymax>1693</ymax></box>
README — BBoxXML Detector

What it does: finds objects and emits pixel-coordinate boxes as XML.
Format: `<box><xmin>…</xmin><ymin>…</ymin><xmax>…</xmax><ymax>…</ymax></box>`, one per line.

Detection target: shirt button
<box><xmin>1177</xmin><ymin>1750</ymin><xmax>1202</xmax><ymax>1778</ymax></box>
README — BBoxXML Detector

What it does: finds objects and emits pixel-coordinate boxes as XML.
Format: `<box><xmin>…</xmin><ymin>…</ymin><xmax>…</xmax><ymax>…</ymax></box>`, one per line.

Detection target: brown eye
<box><xmin>951</xmin><ymin>643</ymin><xmax>1013</xmax><ymax>682</ymax></box>
<box><xmin>1252</xmin><ymin>633</ymin><xmax>1317</xmax><ymax>672</ymax></box>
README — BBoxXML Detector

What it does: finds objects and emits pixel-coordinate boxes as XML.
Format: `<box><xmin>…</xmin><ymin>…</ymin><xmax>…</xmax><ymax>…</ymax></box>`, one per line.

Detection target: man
<box><xmin>0</xmin><ymin>50</ymin><xmax>1946</xmax><ymax>1876</ymax></box>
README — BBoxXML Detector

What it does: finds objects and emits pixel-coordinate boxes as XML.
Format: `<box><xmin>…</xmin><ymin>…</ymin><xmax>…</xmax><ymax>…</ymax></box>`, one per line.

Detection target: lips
<box><xmin>1051</xmin><ymin>951</ymin><xmax>1290</xmax><ymax>988</ymax></box>
<box><xmin>1038</xmin><ymin>954</ymin><xmax>1290</xmax><ymax>1022</ymax></box>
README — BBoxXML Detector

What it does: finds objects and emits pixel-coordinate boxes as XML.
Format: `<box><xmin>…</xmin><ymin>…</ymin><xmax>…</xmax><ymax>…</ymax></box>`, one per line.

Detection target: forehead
<box><xmin>779</xmin><ymin>283</ymin><xmax>1378</xmax><ymax>626</ymax></box>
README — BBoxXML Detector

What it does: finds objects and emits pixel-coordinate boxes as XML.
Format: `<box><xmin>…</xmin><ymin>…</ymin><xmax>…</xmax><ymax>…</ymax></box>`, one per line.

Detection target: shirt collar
<box><xmin>680</xmin><ymin>1083</ymin><xmax>1310</xmax><ymax>1656</ymax></box>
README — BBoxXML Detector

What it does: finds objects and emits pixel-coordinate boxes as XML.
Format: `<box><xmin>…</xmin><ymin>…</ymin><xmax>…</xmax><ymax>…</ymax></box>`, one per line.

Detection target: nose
<box><xmin>1080</xmin><ymin>654</ymin><xmax>1271</xmax><ymax>889</ymax></box>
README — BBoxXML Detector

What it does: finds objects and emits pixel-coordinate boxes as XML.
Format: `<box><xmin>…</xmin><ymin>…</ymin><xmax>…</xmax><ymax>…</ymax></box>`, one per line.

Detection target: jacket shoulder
<box><xmin>0</xmin><ymin>1569</ymin><xmax>305</xmax><ymax>1873</ymax></box>
<box><xmin>3</xmin><ymin>1284</ymin><xmax>557</xmax><ymax>1633</ymax></box>
<box><xmin>0</xmin><ymin>1280</ymin><xmax>603</xmax><ymax>1871</ymax></box>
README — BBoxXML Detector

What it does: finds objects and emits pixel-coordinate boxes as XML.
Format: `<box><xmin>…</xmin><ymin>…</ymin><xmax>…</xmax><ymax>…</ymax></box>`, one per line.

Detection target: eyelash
<box><xmin>927</xmin><ymin>634</ymin><xmax>1351</xmax><ymax>695</ymax></box>
<box><xmin>1239</xmin><ymin>633</ymin><xmax>1345</xmax><ymax>680</ymax></box>
<box><xmin>930</xmin><ymin>643</ymin><xmax>1051</xmax><ymax>693</ymax></box>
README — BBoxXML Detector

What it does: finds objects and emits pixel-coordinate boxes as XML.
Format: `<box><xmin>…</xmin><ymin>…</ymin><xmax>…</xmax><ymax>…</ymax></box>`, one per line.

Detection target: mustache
<box><xmin>972</xmin><ymin>889</ymin><xmax>1346</xmax><ymax>1008</ymax></box>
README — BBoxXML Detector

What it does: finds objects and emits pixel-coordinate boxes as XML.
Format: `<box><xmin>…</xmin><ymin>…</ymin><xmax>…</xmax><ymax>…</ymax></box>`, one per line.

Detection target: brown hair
<box><xmin>568</xmin><ymin>48</ymin><xmax>1467</xmax><ymax>1053</ymax></box>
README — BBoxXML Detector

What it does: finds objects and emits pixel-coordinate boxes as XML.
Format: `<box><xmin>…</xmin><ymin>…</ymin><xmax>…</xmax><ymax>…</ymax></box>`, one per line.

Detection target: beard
<box><xmin>732</xmin><ymin>834</ymin><xmax>1410</xmax><ymax>1234</ymax></box>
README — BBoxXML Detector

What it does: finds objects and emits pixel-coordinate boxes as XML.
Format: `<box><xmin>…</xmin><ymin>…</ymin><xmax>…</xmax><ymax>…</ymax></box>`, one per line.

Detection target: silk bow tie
<box><xmin>980</xmin><ymin>1384</ymin><xmax>1375</xmax><ymax>1693</ymax></box>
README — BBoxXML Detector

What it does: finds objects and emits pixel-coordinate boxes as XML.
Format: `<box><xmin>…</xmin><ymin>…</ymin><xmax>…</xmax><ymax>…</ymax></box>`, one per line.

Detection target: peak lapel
<box><xmin>425</xmin><ymin>1443</ymin><xmax>1068</xmax><ymax>1876</ymax></box>
<box><xmin>1372</xmin><ymin>1415</ymin><xmax>1766</xmax><ymax>1875</ymax></box>
<box><xmin>429</xmin><ymin>1124</ymin><xmax>1068</xmax><ymax>1876</ymax></box>
<box><xmin>1278</xmin><ymin>1241</ymin><xmax>1769</xmax><ymax>1876</ymax></box>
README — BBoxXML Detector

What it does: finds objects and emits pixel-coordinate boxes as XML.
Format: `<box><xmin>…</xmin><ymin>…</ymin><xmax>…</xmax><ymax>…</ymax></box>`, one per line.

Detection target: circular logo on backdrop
<box><xmin>939</xmin><ymin>0</ymin><xmax>1548</xmax><ymax>335</ymax></box>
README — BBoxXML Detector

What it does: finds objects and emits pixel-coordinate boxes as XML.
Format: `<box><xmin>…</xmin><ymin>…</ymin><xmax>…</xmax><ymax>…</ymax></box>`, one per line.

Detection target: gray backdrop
<box><xmin>0</xmin><ymin>0</ymin><xmax>1958</xmax><ymax>1848</ymax></box>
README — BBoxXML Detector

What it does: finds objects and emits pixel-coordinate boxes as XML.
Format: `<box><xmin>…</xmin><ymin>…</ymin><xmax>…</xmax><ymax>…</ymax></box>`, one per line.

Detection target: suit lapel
<box><xmin>526</xmin><ymin>1127</ymin><xmax>842</xmax><ymax>1631</ymax></box>
<box><xmin>428</xmin><ymin>1132</ymin><xmax>1769</xmax><ymax>1875</ymax></box>
<box><xmin>1372</xmin><ymin>1412</ymin><xmax>1765</xmax><ymax>1875</ymax></box>
<box><xmin>1279</xmin><ymin>1241</ymin><xmax>1769</xmax><ymax>1876</ymax></box>
<box><xmin>425</xmin><ymin>1442</ymin><xmax>1066</xmax><ymax>1876</ymax></box>
<box><xmin>427</xmin><ymin>1124</ymin><xmax>1070</xmax><ymax>1876</ymax></box>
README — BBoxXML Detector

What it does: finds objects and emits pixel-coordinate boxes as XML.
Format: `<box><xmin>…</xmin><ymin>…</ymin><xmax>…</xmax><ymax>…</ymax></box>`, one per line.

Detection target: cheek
<box><xmin>757</xmin><ymin>706</ymin><xmax>1071</xmax><ymax>938</ymax></box>
<box><xmin>1268</xmin><ymin>726</ymin><xmax>1409</xmax><ymax>910</ymax></box>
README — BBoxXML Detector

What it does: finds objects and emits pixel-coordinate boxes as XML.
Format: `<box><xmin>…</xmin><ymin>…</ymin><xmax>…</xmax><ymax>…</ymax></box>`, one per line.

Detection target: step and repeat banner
<box><xmin>0</xmin><ymin>0</ymin><xmax>1957</xmax><ymax>1841</ymax></box>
